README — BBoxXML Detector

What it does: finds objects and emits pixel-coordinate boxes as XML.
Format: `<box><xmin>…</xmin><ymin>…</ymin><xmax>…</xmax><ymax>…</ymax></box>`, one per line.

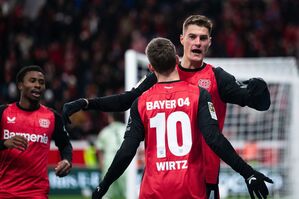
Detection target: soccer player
<box><xmin>178</xmin><ymin>15</ymin><xmax>271</xmax><ymax>198</ymax></box>
<box><xmin>0</xmin><ymin>65</ymin><xmax>72</xmax><ymax>199</ymax></box>
<box><xmin>91</xmin><ymin>37</ymin><xmax>272</xmax><ymax>199</ymax></box>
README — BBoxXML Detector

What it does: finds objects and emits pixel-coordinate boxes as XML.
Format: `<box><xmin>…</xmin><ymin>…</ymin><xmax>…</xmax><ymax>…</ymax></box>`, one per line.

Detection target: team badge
<box><xmin>198</xmin><ymin>79</ymin><xmax>211</xmax><ymax>89</ymax></box>
<box><xmin>39</xmin><ymin>118</ymin><xmax>50</xmax><ymax>128</ymax></box>
<box><xmin>208</xmin><ymin>102</ymin><xmax>217</xmax><ymax>120</ymax></box>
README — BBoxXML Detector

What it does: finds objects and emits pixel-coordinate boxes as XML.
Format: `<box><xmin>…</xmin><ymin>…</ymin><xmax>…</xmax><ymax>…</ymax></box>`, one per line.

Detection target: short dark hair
<box><xmin>182</xmin><ymin>15</ymin><xmax>213</xmax><ymax>35</ymax></box>
<box><xmin>16</xmin><ymin>65</ymin><xmax>45</xmax><ymax>83</ymax></box>
<box><xmin>145</xmin><ymin>37</ymin><xmax>176</xmax><ymax>74</ymax></box>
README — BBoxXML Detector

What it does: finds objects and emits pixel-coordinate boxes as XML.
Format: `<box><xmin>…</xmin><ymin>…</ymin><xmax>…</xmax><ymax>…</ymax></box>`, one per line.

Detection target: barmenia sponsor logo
<box><xmin>3</xmin><ymin>129</ymin><xmax>49</xmax><ymax>144</ymax></box>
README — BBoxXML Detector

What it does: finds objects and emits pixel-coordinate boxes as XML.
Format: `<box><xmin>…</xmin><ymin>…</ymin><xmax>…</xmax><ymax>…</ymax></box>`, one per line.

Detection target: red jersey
<box><xmin>137</xmin><ymin>81</ymin><xmax>206</xmax><ymax>199</ymax></box>
<box><xmin>0</xmin><ymin>103</ymin><xmax>55</xmax><ymax>198</ymax></box>
<box><xmin>177</xmin><ymin>63</ymin><xmax>226</xmax><ymax>184</ymax></box>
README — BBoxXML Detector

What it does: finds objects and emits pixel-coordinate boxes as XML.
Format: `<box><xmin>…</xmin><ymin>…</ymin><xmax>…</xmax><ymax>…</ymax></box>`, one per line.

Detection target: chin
<box><xmin>29</xmin><ymin>97</ymin><xmax>41</xmax><ymax>103</ymax></box>
<box><xmin>190</xmin><ymin>57</ymin><xmax>203</xmax><ymax>63</ymax></box>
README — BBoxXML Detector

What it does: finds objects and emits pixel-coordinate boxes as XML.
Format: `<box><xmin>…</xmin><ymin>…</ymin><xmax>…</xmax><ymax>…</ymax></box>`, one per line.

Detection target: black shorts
<box><xmin>206</xmin><ymin>183</ymin><xmax>220</xmax><ymax>199</ymax></box>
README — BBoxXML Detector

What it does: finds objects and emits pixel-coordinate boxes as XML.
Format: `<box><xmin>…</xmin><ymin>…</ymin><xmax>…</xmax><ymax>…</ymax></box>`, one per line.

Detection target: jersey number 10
<box><xmin>150</xmin><ymin>111</ymin><xmax>192</xmax><ymax>158</ymax></box>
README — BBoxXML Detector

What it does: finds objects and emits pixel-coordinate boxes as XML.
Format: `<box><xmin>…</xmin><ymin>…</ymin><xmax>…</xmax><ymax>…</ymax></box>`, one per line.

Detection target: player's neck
<box><xmin>181</xmin><ymin>58</ymin><xmax>203</xmax><ymax>69</ymax></box>
<box><xmin>156</xmin><ymin>69</ymin><xmax>179</xmax><ymax>82</ymax></box>
<box><xmin>19</xmin><ymin>97</ymin><xmax>40</xmax><ymax>110</ymax></box>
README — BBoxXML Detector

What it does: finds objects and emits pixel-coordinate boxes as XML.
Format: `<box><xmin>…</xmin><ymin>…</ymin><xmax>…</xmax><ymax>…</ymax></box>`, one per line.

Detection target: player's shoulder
<box><xmin>209</xmin><ymin>64</ymin><xmax>224</xmax><ymax>73</ymax></box>
<box><xmin>209</xmin><ymin>64</ymin><xmax>232</xmax><ymax>75</ymax></box>
<box><xmin>179</xmin><ymin>80</ymin><xmax>200</xmax><ymax>89</ymax></box>
<box><xmin>40</xmin><ymin>104</ymin><xmax>54</xmax><ymax>112</ymax></box>
<box><xmin>0</xmin><ymin>104</ymin><xmax>9</xmax><ymax>110</ymax></box>
<box><xmin>207</xmin><ymin>64</ymin><xmax>236</xmax><ymax>82</ymax></box>
<box><xmin>138</xmin><ymin>84</ymin><xmax>156</xmax><ymax>100</ymax></box>
<box><xmin>41</xmin><ymin>104</ymin><xmax>61</xmax><ymax>118</ymax></box>
<box><xmin>0</xmin><ymin>104</ymin><xmax>9</xmax><ymax>116</ymax></box>
<box><xmin>0</xmin><ymin>103</ymin><xmax>16</xmax><ymax>112</ymax></box>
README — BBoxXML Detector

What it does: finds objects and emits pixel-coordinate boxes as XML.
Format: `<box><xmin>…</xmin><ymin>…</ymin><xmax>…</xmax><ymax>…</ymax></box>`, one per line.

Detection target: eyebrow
<box><xmin>188</xmin><ymin>32</ymin><xmax>209</xmax><ymax>36</ymax></box>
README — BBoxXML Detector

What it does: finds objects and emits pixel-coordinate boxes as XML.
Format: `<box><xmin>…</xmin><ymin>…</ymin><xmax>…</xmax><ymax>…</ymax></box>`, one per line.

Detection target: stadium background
<box><xmin>0</xmin><ymin>0</ymin><xmax>298</xmax><ymax>198</ymax></box>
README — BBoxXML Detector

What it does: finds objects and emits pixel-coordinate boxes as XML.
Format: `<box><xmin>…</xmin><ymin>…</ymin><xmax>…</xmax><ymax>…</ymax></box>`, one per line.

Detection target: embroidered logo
<box><xmin>7</xmin><ymin>116</ymin><xmax>16</xmax><ymax>124</ymax></box>
<box><xmin>39</xmin><ymin>119</ymin><xmax>50</xmax><ymax>128</ymax></box>
<box><xmin>198</xmin><ymin>79</ymin><xmax>211</xmax><ymax>89</ymax></box>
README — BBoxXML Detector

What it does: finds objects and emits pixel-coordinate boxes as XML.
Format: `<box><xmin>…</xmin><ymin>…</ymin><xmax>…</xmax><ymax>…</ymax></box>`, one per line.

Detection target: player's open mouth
<box><xmin>191</xmin><ymin>49</ymin><xmax>202</xmax><ymax>55</ymax></box>
<box><xmin>31</xmin><ymin>90</ymin><xmax>41</xmax><ymax>98</ymax></box>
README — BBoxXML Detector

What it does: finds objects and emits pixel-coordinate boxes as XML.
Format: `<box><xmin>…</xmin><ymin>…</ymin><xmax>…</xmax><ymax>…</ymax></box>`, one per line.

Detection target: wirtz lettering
<box><xmin>156</xmin><ymin>160</ymin><xmax>188</xmax><ymax>171</ymax></box>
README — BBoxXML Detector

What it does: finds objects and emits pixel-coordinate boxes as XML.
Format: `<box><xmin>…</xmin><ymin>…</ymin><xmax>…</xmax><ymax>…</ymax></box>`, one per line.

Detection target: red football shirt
<box><xmin>137</xmin><ymin>81</ymin><xmax>206</xmax><ymax>199</ymax></box>
<box><xmin>0</xmin><ymin>103</ymin><xmax>55</xmax><ymax>198</ymax></box>
<box><xmin>177</xmin><ymin>63</ymin><xmax>227</xmax><ymax>184</ymax></box>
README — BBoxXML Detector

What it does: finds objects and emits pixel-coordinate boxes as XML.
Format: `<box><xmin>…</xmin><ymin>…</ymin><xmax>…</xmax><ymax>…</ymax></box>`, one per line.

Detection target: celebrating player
<box><xmin>0</xmin><ymin>65</ymin><xmax>72</xmax><ymax>199</ymax></box>
<box><xmin>178</xmin><ymin>15</ymin><xmax>270</xmax><ymax>198</ymax></box>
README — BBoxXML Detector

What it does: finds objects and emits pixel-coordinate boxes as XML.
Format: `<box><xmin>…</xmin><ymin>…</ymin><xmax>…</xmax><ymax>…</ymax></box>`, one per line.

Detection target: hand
<box><xmin>243</xmin><ymin>78</ymin><xmax>267</xmax><ymax>96</ymax></box>
<box><xmin>92</xmin><ymin>184</ymin><xmax>108</xmax><ymax>199</ymax></box>
<box><xmin>245</xmin><ymin>170</ymin><xmax>273</xmax><ymax>199</ymax></box>
<box><xmin>62</xmin><ymin>98</ymin><xmax>88</xmax><ymax>124</ymax></box>
<box><xmin>4</xmin><ymin>135</ymin><xmax>28</xmax><ymax>151</ymax></box>
<box><xmin>55</xmin><ymin>159</ymin><xmax>72</xmax><ymax>177</ymax></box>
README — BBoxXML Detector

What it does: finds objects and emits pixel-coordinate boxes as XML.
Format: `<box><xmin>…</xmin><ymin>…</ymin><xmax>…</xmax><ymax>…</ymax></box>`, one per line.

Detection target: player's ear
<box><xmin>148</xmin><ymin>64</ymin><xmax>154</xmax><ymax>72</ymax></box>
<box><xmin>17</xmin><ymin>82</ymin><xmax>23</xmax><ymax>91</ymax></box>
<box><xmin>208</xmin><ymin>36</ymin><xmax>212</xmax><ymax>47</ymax></box>
<box><xmin>175</xmin><ymin>55</ymin><xmax>180</xmax><ymax>64</ymax></box>
<box><xmin>180</xmin><ymin>34</ymin><xmax>184</xmax><ymax>45</ymax></box>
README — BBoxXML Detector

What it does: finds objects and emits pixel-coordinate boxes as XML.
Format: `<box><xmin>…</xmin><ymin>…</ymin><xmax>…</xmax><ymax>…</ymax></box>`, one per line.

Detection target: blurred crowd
<box><xmin>0</xmin><ymin>0</ymin><xmax>298</xmax><ymax>139</ymax></box>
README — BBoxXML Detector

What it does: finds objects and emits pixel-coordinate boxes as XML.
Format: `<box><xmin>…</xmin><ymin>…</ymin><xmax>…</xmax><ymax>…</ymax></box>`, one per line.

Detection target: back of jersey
<box><xmin>137</xmin><ymin>81</ymin><xmax>206</xmax><ymax>199</ymax></box>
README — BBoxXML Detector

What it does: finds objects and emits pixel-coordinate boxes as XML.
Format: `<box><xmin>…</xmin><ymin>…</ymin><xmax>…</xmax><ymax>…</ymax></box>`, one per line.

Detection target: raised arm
<box><xmin>214</xmin><ymin>67</ymin><xmax>270</xmax><ymax>111</ymax></box>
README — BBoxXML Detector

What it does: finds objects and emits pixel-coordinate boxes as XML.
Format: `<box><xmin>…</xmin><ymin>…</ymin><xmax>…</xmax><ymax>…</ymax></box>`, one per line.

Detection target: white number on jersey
<box><xmin>150</xmin><ymin>111</ymin><xmax>192</xmax><ymax>158</ymax></box>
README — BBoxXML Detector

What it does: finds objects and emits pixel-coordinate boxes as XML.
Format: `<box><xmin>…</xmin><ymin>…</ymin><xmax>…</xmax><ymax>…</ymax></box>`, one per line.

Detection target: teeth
<box><xmin>32</xmin><ymin>91</ymin><xmax>41</xmax><ymax>96</ymax></box>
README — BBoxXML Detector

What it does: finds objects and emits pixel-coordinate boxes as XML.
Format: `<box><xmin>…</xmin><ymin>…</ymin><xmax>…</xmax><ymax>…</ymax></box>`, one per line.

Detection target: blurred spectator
<box><xmin>0</xmin><ymin>0</ymin><xmax>298</xmax><ymax>137</ymax></box>
<box><xmin>95</xmin><ymin>112</ymin><xmax>126</xmax><ymax>199</ymax></box>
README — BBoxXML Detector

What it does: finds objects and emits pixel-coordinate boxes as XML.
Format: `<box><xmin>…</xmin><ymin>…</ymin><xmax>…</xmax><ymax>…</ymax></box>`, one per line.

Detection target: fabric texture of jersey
<box><xmin>177</xmin><ymin>63</ymin><xmax>226</xmax><ymax>184</ymax></box>
<box><xmin>137</xmin><ymin>81</ymin><xmax>206</xmax><ymax>199</ymax></box>
<box><xmin>0</xmin><ymin>103</ymin><xmax>55</xmax><ymax>198</ymax></box>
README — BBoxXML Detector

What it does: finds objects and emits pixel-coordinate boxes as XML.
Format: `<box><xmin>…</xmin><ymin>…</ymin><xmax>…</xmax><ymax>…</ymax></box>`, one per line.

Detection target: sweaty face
<box><xmin>180</xmin><ymin>25</ymin><xmax>211</xmax><ymax>66</ymax></box>
<box><xmin>18</xmin><ymin>71</ymin><xmax>46</xmax><ymax>102</ymax></box>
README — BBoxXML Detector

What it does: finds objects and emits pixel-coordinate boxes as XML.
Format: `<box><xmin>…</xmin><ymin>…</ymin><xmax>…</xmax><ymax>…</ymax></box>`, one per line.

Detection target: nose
<box><xmin>34</xmin><ymin>82</ymin><xmax>42</xmax><ymax>88</ymax></box>
<box><xmin>194</xmin><ymin>36</ymin><xmax>201</xmax><ymax>45</ymax></box>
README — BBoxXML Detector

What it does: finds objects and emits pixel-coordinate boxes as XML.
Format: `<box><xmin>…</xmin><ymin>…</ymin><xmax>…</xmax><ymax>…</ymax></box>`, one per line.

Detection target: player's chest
<box><xmin>1</xmin><ymin>110</ymin><xmax>55</xmax><ymax>138</ymax></box>
<box><xmin>179</xmin><ymin>70</ymin><xmax>218</xmax><ymax>95</ymax></box>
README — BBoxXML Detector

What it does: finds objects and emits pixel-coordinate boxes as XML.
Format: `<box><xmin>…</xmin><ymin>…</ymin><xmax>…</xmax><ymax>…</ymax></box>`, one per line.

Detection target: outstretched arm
<box><xmin>214</xmin><ymin>67</ymin><xmax>270</xmax><ymax>111</ymax></box>
<box><xmin>62</xmin><ymin>72</ymin><xmax>157</xmax><ymax>124</ymax></box>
